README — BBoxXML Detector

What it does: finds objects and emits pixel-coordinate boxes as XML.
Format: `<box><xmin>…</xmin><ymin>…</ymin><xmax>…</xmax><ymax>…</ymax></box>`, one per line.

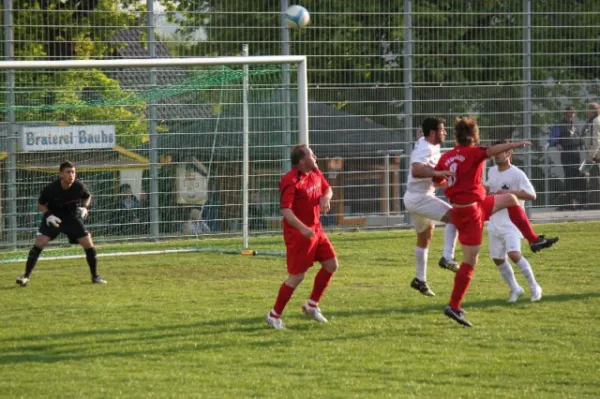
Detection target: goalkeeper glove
<box><xmin>46</xmin><ymin>214</ymin><xmax>62</xmax><ymax>228</ymax></box>
<box><xmin>77</xmin><ymin>207</ymin><xmax>89</xmax><ymax>219</ymax></box>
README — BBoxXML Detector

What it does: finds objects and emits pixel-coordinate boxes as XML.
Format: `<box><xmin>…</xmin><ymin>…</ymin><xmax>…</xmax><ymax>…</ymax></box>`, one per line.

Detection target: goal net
<box><xmin>0</xmin><ymin>56</ymin><xmax>308</xmax><ymax>259</ymax></box>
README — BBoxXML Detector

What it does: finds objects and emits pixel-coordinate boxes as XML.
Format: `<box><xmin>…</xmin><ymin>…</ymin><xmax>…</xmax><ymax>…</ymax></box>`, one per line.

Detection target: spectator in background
<box><xmin>182</xmin><ymin>208</ymin><xmax>210</xmax><ymax>236</ymax></box>
<box><xmin>582</xmin><ymin>103</ymin><xmax>600</xmax><ymax>209</ymax></box>
<box><xmin>249</xmin><ymin>191</ymin><xmax>266</xmax><ymax>231</ymax></box>
<box><xmin>556</xmin><ymin>106</ymin><xmax>585</xmax><ymax>210</ymax></box>
<box><xmin>115</xmin><ymin>184</ymin><xmax>140</xmax><ymax>235</ymax></box>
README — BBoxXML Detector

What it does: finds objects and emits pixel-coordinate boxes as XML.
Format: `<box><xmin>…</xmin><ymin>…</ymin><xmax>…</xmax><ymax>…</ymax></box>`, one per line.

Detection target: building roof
<box><xmin>109</xmin><ymin>29</ymin><xmax>214</xmax><ymax>123</ymax></box>
<box><xmin>184</xmin><ymin>90</ymin><xmax>401</xmax><ymax>160</ymax></box>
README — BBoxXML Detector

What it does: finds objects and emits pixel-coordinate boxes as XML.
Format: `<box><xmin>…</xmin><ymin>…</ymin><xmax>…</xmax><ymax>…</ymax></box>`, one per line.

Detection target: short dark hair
<box><xmin>59</xmin><ymin>161</ymin><xmax>75</xmax><ymax>172</ymax></box>
<box><xmin>494</xmin><ymin>139</ymin><xmax>508</xmax><ymax>145</ymax></box>
<box><xmin>290</xmin><ymin>144</ymin><xmax>310</xmax><ymax>166</ymax></box>
<box><xmin>565</xmin><ymin>106</ymin><xmax>575</xmax><ymax>112</ymax></box>
<box><xmin>421</xmin><ymin>117</ymin><xmax>445</xmax><ymax>137</ymax></box>
<box><xmin>454</xmin><ymin>117</ymin><xmax>480</xmax><ymax>146</ymax></box>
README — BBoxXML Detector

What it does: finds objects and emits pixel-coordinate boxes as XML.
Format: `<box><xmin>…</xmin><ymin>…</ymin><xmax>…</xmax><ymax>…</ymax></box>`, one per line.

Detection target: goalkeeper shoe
<box><xmin>266</xmin><ymin>312</ymin><xmax>285</xmax><ymax>329</ymax></box>
<box><xmin>410</xmin><ymin>277</ymin><xmax>435</xmax><ymax>296</ymax></box>
<box><xmin>92</xmin><ymin>275</ymin><xmax>107</xmax><ymax>284</ymax></box>
<box><xmin>302</xmin><ymin>302</ymin><xmax>328</xmax><ymax>323</ymax></box>
<box><xmin>444</xmin><ymin>306</ymin><xmax>472</xmax><ymax>327</ymax></box>
<box><xmin>438</xmin><ymin>256</ymin><xmax>458</xmax><ymax>273</ymax></box>
<box><xmin>16</xmin><ymin>275</ymin><xmax>30</xmax><ymax>287</ymax></box>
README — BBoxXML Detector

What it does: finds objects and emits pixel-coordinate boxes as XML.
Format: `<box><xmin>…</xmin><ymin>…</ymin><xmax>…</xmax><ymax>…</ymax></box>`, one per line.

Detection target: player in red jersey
<box><xmin>435</xmin><ymin>118</ymin><xmax>558</xmax><ymax>327</ymax></box>
<box><xmin>266</xmin><ymin>144</ymin><xmax>339</xmax><ymax>329</ymax></box>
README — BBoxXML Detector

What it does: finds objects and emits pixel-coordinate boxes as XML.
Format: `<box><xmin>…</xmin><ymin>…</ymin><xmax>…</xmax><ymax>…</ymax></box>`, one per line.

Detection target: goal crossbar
<box><xmin>0</xmin><ymin>56</ymin><xmax>307</xmax><ymax>69</ymax></box>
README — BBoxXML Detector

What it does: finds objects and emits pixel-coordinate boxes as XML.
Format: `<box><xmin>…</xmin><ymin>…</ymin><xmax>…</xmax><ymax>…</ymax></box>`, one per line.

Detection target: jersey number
<box><xmin>447</xmin><ymin>163</ymin><xmax>458</xmax><ymax>187</ymax></box>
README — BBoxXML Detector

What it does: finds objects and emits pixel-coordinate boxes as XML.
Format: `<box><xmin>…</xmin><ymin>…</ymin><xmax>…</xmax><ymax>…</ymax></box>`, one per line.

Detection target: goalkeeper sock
<box><xmin>85</xmin><ymin>247</ymin><xmax>98</xmax><ymax>277</ymax></box>
<box><xmin>24</xmin><ymin>246</ymin><xmax>43</xmax><ymax>278</ymax></box>
<box><xmin>309</xmin><ymin>268</ymin><xmax>334</xmax><ymax>304</ymax></box>
<box><xmin>273</xmin><ymin>282</ymin><xmax>295</xmax><ymax>316</ymax></box>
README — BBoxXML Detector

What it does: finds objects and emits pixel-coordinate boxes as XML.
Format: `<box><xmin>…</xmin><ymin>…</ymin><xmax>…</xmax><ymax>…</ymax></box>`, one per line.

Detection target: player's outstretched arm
<box><xmin>281</xmin><ymin>208</ymin><xmax>314</xmax><ymax>238</ymax></box>
<box><xmin>486</xmin><ymin>141</ymin><xmax>531</xmax><ymax>158</ymax></box>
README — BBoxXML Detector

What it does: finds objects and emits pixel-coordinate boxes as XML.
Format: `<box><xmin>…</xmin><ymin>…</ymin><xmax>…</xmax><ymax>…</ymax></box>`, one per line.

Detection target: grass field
<box><xmin>1</xmin><ymin>222</ymin><xmax>599</xmax><ymax>398</ymax></box>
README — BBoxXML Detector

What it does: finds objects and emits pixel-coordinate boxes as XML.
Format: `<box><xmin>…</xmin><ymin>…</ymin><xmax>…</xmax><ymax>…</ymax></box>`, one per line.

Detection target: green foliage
<box><xmin>0</xmin><ymin>222</ymin><xmax>599</xmax><ymax>397</ymax></box>
<box><xmin>0</xmin><ymin>0</ymin><xmax>150</xmax><ymax>148</ymax></box>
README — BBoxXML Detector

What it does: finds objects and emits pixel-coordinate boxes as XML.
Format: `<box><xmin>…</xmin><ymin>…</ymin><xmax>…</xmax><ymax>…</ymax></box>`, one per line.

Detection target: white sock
<box><xmin>442</xmin><ymin>224</ymin><xmax>457</xmax><ymax>260</ymax></box>
<box><xmin>515</xmin><ymin>256</ymin><xmax>538</xmax><ymax>290</ymax></box>
<box><xmin>414</xmin><ymin>246</ymin><xmax>428</xmax><ymax>281</ymax></box>
<box><xmin>498</xmin><ymin>260</ymin><xmax>520</xmax><ymax>291</ymax></box>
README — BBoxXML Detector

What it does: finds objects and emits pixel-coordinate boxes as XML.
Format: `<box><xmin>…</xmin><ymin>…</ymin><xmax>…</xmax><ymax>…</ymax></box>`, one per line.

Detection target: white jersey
<box><xmin>406</xmin><ymin>137</ymin><xmax>441</xmax><ymax>195</ymax></box>
<box><xmin>486</xmin><ymin>165</ymin><xmax>536</xmax><ymax>237</ymax></box>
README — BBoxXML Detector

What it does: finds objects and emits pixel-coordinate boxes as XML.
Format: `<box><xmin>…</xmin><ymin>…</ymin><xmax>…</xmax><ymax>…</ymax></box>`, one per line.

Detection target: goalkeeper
<box><xmin>16</xmin><ymin>161</ymin><xmax>106</xmax><ymax>286</ymax></box>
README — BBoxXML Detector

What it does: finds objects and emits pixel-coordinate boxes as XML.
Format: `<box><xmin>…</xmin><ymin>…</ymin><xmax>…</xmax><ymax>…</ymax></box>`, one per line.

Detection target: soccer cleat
<box><xmin>530</xmin><ymin>235</ymin><xmax>559</xmax><ymax>253</ymax></box>
<box><xmin>266</xmin><ymin>312</ymin><xmax>285</xmax><ymax>329</ymax></box>
<box><xmin>438</xmin><ymin>256</ymin><xmax>458</xmax><ymax>273</ymax></box>
<box><xmin>444</xmin><ymin>305</ymin><xmax>473</xmax><ymax>327</ymax></box>
<box><xmin>410</xmin><ymin>277</ymin><xmax>435</xmax><ymax>296</ymax></box>
<box><xmin>92</xmin><ymin>275</ymin><xmax>107</xmax><ymax>284</ymax></box>
<box><xmin>531</xmin><ymin>285</ymin><xmax>543</xmax><ymax>302</ymax></box>
<box><xmin>16</xmin><ymin>275</ymin><xmax>30</xmax><ymax>287</ymax></box>
<box><xmin>508</xmin><ymin>286</ymin><xmax>525</xmax><ymax>303</ymax></box>
<box><xmin>302</xmin><ymin>302</ymin><xmax>328</xmax><ymax>323</ymax></box>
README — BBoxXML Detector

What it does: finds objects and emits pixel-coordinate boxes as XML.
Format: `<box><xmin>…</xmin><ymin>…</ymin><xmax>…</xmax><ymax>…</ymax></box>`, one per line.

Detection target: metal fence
<box><xmin>1</xmin><ymin>0</ymin><xmax>599</xmax><ymax>249</ymax></box>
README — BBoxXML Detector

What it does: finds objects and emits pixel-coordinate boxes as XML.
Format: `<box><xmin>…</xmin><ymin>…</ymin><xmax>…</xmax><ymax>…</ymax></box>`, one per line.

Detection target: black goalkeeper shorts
<box><xmin>38</xmin><ymin>217</ymin><xmax>89</xmax><ymax>243</ymax></box>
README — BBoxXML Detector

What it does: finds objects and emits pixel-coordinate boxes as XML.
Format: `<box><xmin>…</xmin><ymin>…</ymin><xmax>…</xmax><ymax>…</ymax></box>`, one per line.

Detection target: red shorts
<box><xmin>284</xmin><ymin>230</ymin><xmax>336</xmax><ymax>274</ymax></box>
<box><xmin>452</xmin><ymin>195</ymin><xmax>495</xmax><ymax>246</ymax></box>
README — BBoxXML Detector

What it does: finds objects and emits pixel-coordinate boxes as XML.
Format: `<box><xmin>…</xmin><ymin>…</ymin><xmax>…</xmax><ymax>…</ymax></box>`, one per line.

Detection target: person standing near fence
<box><xmin>556</xmin><ymin>106</ymin><xmax>585</xmax><ymax>210</ymax></box>
<box><xmin>16</xmin><ymin>161</ymin><xmax>106</xmax><ymax>287</ymax></box>
<box><xmin>582</xmin><ymin>103</ymin><xmax>600</xmax><ymax>209</ymax></box>
<box><xmin>266</xmin><ymin>144</ymin><xmax>339</xmax><ymax>329</ymax></box>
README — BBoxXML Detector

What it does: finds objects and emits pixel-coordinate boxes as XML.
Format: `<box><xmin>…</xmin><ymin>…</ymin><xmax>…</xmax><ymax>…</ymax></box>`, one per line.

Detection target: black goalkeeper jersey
<box><xmin>38</xmin><ymin>179</ymin><xmax>91</xmax><ymax>220</ymax></box>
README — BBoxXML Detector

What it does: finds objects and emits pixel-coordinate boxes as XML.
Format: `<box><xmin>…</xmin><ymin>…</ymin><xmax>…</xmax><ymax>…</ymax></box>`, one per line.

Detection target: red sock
<box><xmin>273</xmin><ymin>283</ymin><xmax>295</xmax><ymax>316</ymax></box>
<box><xmin>507</xmin><ymin>206</ymin><xmax>538</xmax><ymax>243</ymax></box>
<box><xmin>449</xmin><ymin>263</ymin><xmax>474</xmax><ymax>310</ymax></box>
<box><xmin>309</xmin><ymin>268</ymin><xmax>334</xmax><ymax>304</ymax></box>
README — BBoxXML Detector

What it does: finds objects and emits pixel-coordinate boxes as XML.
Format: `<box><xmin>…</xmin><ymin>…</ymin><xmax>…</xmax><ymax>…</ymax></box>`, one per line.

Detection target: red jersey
<box><xmin>279</xmin><ymin>167</ymin><xmax>330</xmax><ymax>235</ymax></box>
<box><xmin>435</xmin><ymin>145</ymin><xmax>489</xmax><ymax>204</ymax></box>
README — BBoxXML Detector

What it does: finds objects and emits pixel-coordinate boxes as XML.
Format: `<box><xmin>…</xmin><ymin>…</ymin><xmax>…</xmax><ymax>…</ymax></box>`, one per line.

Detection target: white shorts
<box><xmin>488</xmin><ymin>231</ymin><xmax>522</xmax><ymax>259</ymax></box>
<box><xmin>403</xmin><ymin>192</ymin><xmax>452</xmax><ymax>233</ymax></box>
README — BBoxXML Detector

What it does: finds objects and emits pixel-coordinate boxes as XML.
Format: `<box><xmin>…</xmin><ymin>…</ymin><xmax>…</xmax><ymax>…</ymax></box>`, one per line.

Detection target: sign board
<box><xmin>20</xmin><ymin>125</ymin><xmax>116</xmax><ymax>152</ymax></box>
<box><xmin>176</xmin><ymin>163</ymin><xmax>208</xmax><ymax>205</ymax></box>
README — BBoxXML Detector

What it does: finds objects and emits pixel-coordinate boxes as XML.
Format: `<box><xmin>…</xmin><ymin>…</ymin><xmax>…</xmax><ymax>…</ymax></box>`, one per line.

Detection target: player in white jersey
<box><xmin>404</xmin><ymin>117</ymin><xmax>459</xmax><ymax>296</ymax></box>
<box><xmin>486</xmin><ymin>140</ymin><xmax>543</xmax><ymax>302</ymax></box>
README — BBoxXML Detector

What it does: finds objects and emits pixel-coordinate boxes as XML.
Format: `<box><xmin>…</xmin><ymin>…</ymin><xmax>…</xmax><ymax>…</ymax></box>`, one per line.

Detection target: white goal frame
<box><xmin>0</xmin><ymin>56</ymin><xmax>309</xmax><ymax>250</ymax></box>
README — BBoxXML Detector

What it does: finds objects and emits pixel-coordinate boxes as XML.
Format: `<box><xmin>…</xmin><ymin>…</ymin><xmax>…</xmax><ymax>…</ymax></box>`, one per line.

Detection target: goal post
<box><xmin>0</xmin><ymin>55</ymin><xmax>309</xmax><ymax>254</ymax></box>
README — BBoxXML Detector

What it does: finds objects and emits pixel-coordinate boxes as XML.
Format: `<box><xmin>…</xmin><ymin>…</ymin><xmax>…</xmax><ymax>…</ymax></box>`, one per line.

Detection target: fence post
<box><xmin>4</xmin><ymin>0</ymin><xmax>17</xmax><ymax>249</ymax></box>
<box><xmin>403</xmin><ymin>0</ymin><xmax>413</xmax><ymax>224</ymax></box>
<box><xmin>523</xmin><ymin>0</ymin><xmax>533</xmax><ymax>217</ymax></box>
<box><xmin>147</xmin><ymin>0</ymin><xmax>159</xmax><ymax>240</ymax></box>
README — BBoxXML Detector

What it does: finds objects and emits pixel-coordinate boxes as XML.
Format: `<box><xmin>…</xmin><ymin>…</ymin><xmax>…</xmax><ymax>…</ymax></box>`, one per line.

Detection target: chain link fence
<box><xmin>1</xmin><ymin>0</ymin><xmax>599</xmax><ymax>249</ymax></box>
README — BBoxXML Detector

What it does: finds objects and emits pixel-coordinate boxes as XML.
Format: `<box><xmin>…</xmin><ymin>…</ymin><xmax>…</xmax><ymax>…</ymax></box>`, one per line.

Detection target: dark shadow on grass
<box><xmin>1</xmin><ymin>291</ymin><xmax>597</xmax><ymax>365</ymax></box>
<box><xmin>326</xmin><ymin>292</ymin><xmax>600</xmax><ymax>319</ymax></box>
<box><xmin>3</xmin><ymin>292</ymin><xmax>598</xmax><ymax>344</ymax></box>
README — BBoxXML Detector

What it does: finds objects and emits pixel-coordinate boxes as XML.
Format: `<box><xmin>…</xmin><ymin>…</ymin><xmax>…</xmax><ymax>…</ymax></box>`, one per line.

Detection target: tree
<box><xmin>163</xmin><ymin>0</ymin><xmax>600</xmax><ymax>140</ymax></box>
<box><xmin>0</xmin><ymin>0</ymin><xmax>150</xmax><ymax>148</ymax></box>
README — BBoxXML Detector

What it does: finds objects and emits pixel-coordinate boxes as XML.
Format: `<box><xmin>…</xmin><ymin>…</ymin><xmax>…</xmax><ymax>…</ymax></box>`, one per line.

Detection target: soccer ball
<box><xmin>284</xmin><ymin>5</ymin><xmax>310</xmax><ymax>29</ymax></box>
